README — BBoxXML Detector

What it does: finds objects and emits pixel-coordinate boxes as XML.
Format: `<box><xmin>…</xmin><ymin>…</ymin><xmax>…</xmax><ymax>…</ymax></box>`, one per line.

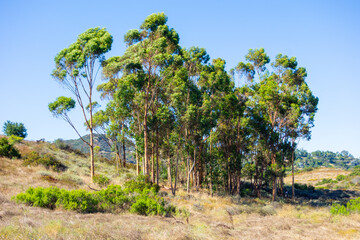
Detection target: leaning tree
<box><xmin>50</xmin><ymin>27</ymin><xmax>113</xmax><ymax>180</ymax></box>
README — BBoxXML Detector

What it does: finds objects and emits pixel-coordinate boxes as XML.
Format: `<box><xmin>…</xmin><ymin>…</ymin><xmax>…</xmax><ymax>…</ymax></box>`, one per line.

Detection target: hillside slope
<box><xmin>1</xmin><ymin>139</ymin><xmax>360</xmax><ymax>239</ymax></box>
<box><xmin>60</xmin><ymin>134</ymin><xmax>135</xmax><ymax>163</ymax></box>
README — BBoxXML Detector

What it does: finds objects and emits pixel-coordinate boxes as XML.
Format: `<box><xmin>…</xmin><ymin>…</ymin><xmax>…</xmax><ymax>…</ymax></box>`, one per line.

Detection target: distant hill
<box><xmin>61</xmin><ymin>134</ymin><xmax>135</xmax><ymax>163</ymax></box>
<box><xmin>295</xmin><ymin>149</ymin><xmax>360</xmax><ymax>169</ymax></box>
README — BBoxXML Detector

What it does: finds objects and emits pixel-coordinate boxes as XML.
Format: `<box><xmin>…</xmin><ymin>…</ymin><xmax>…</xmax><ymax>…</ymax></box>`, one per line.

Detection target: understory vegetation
<box><xmin>14</xmin><ymin>179</ymin><xmax>174</xmax><ymax>216</ymax></box>
<box><xmin>0</xmin><ymin>137</ymin><xmax>21</xmax><ymax>159</ymax></box>
<box><xmin>331</xmin><ymin>197</ymin><xmax>360</xmax><ymax>215</ymax></box>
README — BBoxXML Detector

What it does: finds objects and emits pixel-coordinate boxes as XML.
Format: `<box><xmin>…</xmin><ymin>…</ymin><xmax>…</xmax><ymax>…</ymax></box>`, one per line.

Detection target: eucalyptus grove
<box><xmin>49</xmin><ymin>13</ymin><xmax>318</xmax><ymax>199</ymax></box>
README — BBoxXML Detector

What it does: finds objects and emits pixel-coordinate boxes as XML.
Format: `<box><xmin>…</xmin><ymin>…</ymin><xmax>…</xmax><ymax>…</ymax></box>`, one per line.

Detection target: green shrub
<box><xmin>336</xmin><ymin>175</ymin><xmax>346</xmax><ymax>181</ymax></box>
<box><xmin>346</xmin><ymin>198</ymin><xmax>360</xmax><ymax>213</ymax></box>
<box><xmin>123</xmin><ymin>179</ymin><xmax>160</xmax><ymax>194</ymax></box>
<box><xmin>57</xmin><ymin>189</ymin><xmax>99</xmax><ymax>213</ymax></box>
<box><xmin>330</xmin><ymin>197</ymin><xmax>360</xmax><ymax>215</ymax></box>
<box><xmin>93</xmin><ymin>174</ymin><xmax>110</xmax><ymax>187</ymax></box>
<box><xmin>330</xmin><ymin>203</ymin><xmax>349</xmax><ymax>215</ymax></box>
<box><xmin>294</xmin><ymin>183</ymin><xmax>315</xmax><ymax>191</ymax></box>
<box><xmin>8</xmin><ymin>135</ymin><xmax>23</xmax><ymax>144</ymax></box>
<box><xmin>130</xmin><ymin>194</ymin><xmax>172</xmax><ymax>216</ymax></box>
<box><xmin>95</xmin><ymin>185</ymin><xmax>131</xmax><ymax>211</ymax></box>
<box><xmin>350</xmin><ymin>166</ymin><xmax>360</xmax><ymax>176</ymax></box>
<box><xmin>0</xmin><ymin>138</ymin><xmax>21</xmax><ymax>158</ymax></box>
<box><xmin>23</xmin><ymin>151</ymin><xmax>66</xmax><ymax>171</ymax></box>
<box><xmin>14</xmin><ymin>181</ymin><xmax>174</xmax><ymax>216</ymax></box>
<box><xmin>315</xmin><ymin>178</ymin><xmax>337</xmax><ymax>186</ymax></box>
<box><xmin>14</xmin><ymin>187</ymin><xmax>61</xmax><ymax>209</ymax></box>
<box><xmin>240</xmin><ymin>187</ymin><xmax>252</xmax><ymax>197</ymax></box>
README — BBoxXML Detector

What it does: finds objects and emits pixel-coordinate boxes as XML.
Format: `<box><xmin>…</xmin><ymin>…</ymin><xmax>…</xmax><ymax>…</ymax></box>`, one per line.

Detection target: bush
<box><xmin>3</xmin><ymin>120</ymin><xmax>27</xmax><ymax>138</ymax></box>
<box><xmin>130</xmin><ymin>194</ymin><xmax>173</xmax><ymax>216</ymax></box>
<box><xmin>240</xmin><ymin>187</ymin><xmax>252</xmax><ymax>197</ymax></box>
<box><xmin>8</xmin><ymin>135</ymin><xmax>23</xmax><ymax>144</ymax></box>
<box><xmin>93</xmin><ymin>174</ymin><xmax>110</xmax><ymax>187</ymax></box>
<box><xmin>57</xmin><ymin>189</ymin><xmax>99</xmax><ymax>213</ymax></box>
<box><xmin>14</xmin><ymin>181</ymin><xmax>175</xmax><ymax>216</ymax></box>
<box><xmin>330</xmin><ymin>197</ymin><xmax>360</xmax><ymax>215</ymax></box>
<box><xmin>23</xmin><ymin>151</ymin><xmax>67</xmax><ymax>171</ymax></box>
<box><xmin>14</xmin><ymin>187</ymin><xmax>61</xmax><ymax>209</ymax></box>
<box><xmin>336</xmin><ymin>175</ymin><xmax>346</xmax><ymax>181</ymax></box>
<box><xmin>315</xmin><ymin>178</ymin><xmax>337</xmax><ymax>186</ymax></box>
<box><xmin>0</xmin><ymin>138</ymin><xmax>21</xmax><ymax>158</ymax></box>
<box><xmin>294</xmin><ymin>183</ymin><xmax>315</xmax><ymax>191</ymax></box>
<box><xmin>123</xmin><ymin>177</ymin><xmax>160</xmax><ymax>194</ymax></box>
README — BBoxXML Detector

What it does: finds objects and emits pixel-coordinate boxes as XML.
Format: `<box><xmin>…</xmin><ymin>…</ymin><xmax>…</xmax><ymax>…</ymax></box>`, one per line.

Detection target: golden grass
<box><xmin>1</xmin><ymin>140</ymin><xmax>360</xmax><ymax>239</ymax></box>
<box><xmin>284</xmin><ymin>167</ymin><xmax>350</xmax><ymax>185</ymax></box>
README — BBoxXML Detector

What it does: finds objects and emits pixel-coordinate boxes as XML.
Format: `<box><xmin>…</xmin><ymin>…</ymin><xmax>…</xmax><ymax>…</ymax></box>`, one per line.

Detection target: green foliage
<box><xmin>130</xmin><ymin>194</ymin><xmax>172</xmax><ymax>216</ymax></box>
<box><xmin>57</xmin><ymin>189</ymin><xmax>98</xmax><ymax>213</ymax></box>
<box><xmin>23</xmin><ymin>151</ymin><xmax>66</xmax><ymax>171</ymax></box>
<box><xmin>14</xmin><ymin>181</ymin><xmax>175</xmax><ymax>216</ymax></box>
<box><xmin>350</xmin><ymin>166</ymin><xmax>360</xmax><ymax>176</ymax></box>
<box><xmin>48</xmin><ymin>97</ymin><xmax>75</xmax><ymax>116</ymax></box>
<box><xmin>330</xmin><ymin>197</ymin><xmax>360</xmax><ymax>215</ymax></box>
<box><xmin>8</xmin><ymin>135</ymin><xmax>23</xmax><ymax>144</ymax></box>
<box><xmin>294</xmin><ymin>183</ymin><xmax>315</xmax><ymax>191</ymax></box>
<box><xmin>14</xmin><ymin>187</ymin><xmax>61</xmax><ymax>209</ymax></box>
<box><xmin>336</xmin><ymin>175</ymin><xmax>346</xmax><ymax>181</ymax></box>
<box><xmin>330</xmin><ymin>203</ymin><xmax>349</xmax><ymax>215</ymax></box>
<box><xmin>3</xmin><ymin>121</ymin><xmax>27</xmax><ymax>138</ymax></box>
<box><xmin>315</xmin><ymin>178</ymin><xmax>337</xmax><ymax>186</ymax></box>
<box><xmin>295</xmin><ymin>149</ymin><xmax>360</xmax><ymax>170</ymax></box>
<box><xmin>123</xmin><ymin>178</ymin><xmax>160</xmax><ymax>194</ymax></box>
<box><xmin>0</xmin><ymin>138</ymin><xmax>21</xmax><ymax>158</ymax></box>
<box><xmin>93</xmin><ymin>174</ymin><xmax>110</xmax><ymax>187</ymax></box>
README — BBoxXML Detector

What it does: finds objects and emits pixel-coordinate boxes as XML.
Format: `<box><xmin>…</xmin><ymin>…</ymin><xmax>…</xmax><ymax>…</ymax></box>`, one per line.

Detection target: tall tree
<box><xmin>51</xmin><ymin>27</ymin><xmax>113</xmax><ymax>179</ymax></box>
<box><xmin>235</xmin><ymin>49</ymin><xmax>318</xmax><ymax>200</ymax></box>
<box><xmin>102</xmin><ymin>13</ymin><xmax>181</xmax><ymax>179</ymax></box>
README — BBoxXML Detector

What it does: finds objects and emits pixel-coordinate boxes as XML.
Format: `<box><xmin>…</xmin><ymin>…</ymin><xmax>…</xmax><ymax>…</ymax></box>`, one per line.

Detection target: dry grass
<box><xmin>1</xmin><ymin>140</ymin><xmax>360</xmax><ymax>239</ymax></box>
<box><xmin>284</xmin><ymin>167</ymin><xmax>350</xmax><ymax>185</ymax></box>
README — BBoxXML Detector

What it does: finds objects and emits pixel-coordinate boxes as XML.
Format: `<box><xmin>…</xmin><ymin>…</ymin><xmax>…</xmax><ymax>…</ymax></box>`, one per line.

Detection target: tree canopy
<box><xmin>3</xmin><ymin>121</ymin><xmax>27</xmax><ymax>138</ymax></box>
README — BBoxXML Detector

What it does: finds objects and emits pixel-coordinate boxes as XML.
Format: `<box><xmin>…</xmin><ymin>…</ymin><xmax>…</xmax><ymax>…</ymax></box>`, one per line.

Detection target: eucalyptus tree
<box><xmin>97</xmin><ymin>13</ymin><xmax>181</xmax><ymax>180</ymax></box>
<box><xmin>235</xmin><ymin>49</ymin><xmax>318</xmax><ymax>200</ymax></box>
<box><xmin>51</xmin><ymin>27</ymin><xmax>113</xmax><ymax>179</ymax></box>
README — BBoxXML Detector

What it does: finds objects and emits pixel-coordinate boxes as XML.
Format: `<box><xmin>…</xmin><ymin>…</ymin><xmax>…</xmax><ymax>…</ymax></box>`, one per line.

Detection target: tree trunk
<box><xmin>122</xmin><ymin>124</ymin><xmax>126</xmax><ymax>168</ymax></box>
<box><xmin>89</xmin><ymin>129</ymin><xmax>95</xmax><ymax>180</ymax></box>
<box><xmin>136</xmin><ymin>146</ymin><xmax>139</xmax><ymax>175</ymax></box>
<box><xmin>144</xmin><ymin>110</ymin><xmax>149</xmax><ymax>177</ymax></box>
<box><xmin>187</xmin><ymin>148</ymin><xmax>196</xmax><ymax>194</ymax></box>
<box><xmin>151</xmin><ymin>142</ymin><xmax>155</xmax><ymax>183</ymax></box>
<box><xmin>156</xmin><ymin>129</ymin><xmax>159</xmax><ymax>185</ymax></box>
<box><xmin>172</xmin><ymin>148</ymin><xmax>179</xmax><ymax>196</ymax></box>
<box><xmin>271</xmin><ymin>153</ymin><xmax>277</xmax><ymax>201</ymax></box>
<box><xmin>292</xmin><ymin>148</ymin><xmax>295</xmax><ymax>200</ymax></box>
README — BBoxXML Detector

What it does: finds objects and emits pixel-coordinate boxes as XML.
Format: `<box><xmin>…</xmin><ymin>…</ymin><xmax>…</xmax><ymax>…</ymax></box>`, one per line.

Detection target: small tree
<box><xmin>3</xmin><ymin>121</ymin><xmax>27</xmax><ymax>138</ymax></box>
<box><xmin>51</xmin><ymin>27</ymin><xmax>113</xmax><ymax>180</ymax></box>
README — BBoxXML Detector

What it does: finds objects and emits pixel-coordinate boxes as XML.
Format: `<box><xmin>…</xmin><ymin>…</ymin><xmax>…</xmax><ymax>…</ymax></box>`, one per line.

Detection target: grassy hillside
<box><xmin>58</xmin><ymin>134</ymin><xmax>135</xmax><ymax>163</ymax></box>
<box><xmin>1</xmin><ymin>138</ymin><xmax>360</xmax><ymax>239</ymax></box>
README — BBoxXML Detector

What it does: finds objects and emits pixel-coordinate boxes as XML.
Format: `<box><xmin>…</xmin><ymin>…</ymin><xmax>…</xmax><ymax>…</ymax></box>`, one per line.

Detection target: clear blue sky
<box><xmin>1</xmin><ymin>0</ymin><xmax>359</xmax><ymax>156</ymax></box>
